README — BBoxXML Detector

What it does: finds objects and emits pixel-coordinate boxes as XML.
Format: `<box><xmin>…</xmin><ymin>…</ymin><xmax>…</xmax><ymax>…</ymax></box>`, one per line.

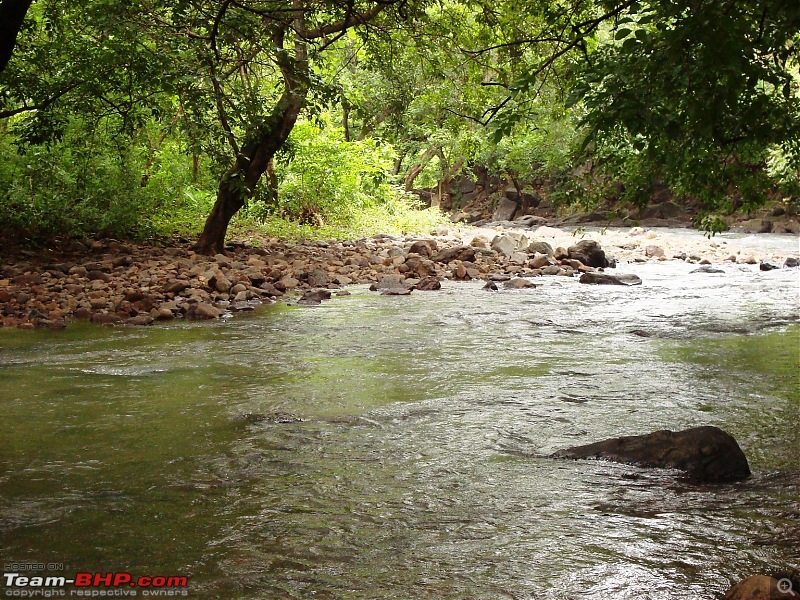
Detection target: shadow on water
<box><xmin>0</xmin><ymin>257</ymin><xmax>798</xmax><ymax>598</ymax></box>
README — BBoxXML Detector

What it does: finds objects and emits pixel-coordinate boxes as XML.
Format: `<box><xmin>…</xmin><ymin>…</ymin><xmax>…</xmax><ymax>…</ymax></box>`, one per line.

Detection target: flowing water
<box><xmin>1</xmin><ymin>238</ymin><xmax>799</xmax><ymax>599</ymax></box>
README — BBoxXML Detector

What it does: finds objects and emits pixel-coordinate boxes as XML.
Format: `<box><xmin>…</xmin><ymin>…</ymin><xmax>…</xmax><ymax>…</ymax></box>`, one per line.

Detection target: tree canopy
<box><xmin>0</xmin><ymin>0</ymin><xmax>797</xmax><ymax>246</ymax></box>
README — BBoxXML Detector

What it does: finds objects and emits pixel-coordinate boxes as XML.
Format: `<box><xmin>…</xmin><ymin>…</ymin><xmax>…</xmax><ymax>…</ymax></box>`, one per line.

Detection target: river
<box><xmin>1</xmin><ymin>234</ymin><xmax>798</xmax><ymax>599</ymax></box>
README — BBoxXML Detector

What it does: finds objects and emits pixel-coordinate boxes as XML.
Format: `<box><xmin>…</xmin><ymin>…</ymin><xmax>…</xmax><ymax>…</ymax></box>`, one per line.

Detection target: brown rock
<box><xmin>504</xmin><ymin>278</ymin><xmax>536</xmax><ymax>289</ymax></box>
<box><xmin>87</xmin><ymin>270</ymin><xmax>112</xmax><ymax>283</ymax></box>
<box><xmin>432</xmin><ymin>246</ymin><xmax>475</xmax><ymax>263</ymax></box>
<box><xmin>91</xmin><ymin>313</ymin><xmax>123</xmax><ymax>325</ymax></box>
<box><xmin>723</xmin><ymin>575</ymin><xmax>795</xmax><ymax>599</ymax></box>
<box><xmin>126</xmin><ymin>315</ymin><xmax>154</xmax><ymax>326</ymax></box>
<box><xmin>414</xmin><ymin>277</ymin><xmax>442</xmax><ymax>291</ymax></box>
<box><xmin>408</xmin><ymin>240</ymin><xmax>437</xmax><ymax>257</ymax></box>
<box><xmin>192</xmin><ymin>303</ymin><xmax>222</xmax><ymax>319</ymax></box>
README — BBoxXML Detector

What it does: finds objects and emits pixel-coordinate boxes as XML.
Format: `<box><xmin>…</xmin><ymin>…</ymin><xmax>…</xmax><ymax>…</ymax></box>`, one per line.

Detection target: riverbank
<box><xmin>1</xmin><ymin>223</ymin><xmax>798</xmax><ymax>330</ymax></box>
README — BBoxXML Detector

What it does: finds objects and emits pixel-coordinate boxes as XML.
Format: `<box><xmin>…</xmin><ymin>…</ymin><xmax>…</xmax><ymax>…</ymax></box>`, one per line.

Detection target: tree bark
<box><xmin>195</xmin><ymin>12</ymin><xmax>308</xmax><ymax>255</ymax></box>
<box><xmin>195</xmin><ymin>89</ymin><xmax>305</xmax><ymax>255</ymax></box>
<box><xmin>404</xmin><ymin>144</ymin><xmax>439</xmax><ymax>192</ymax></box>
<box><xmin>0</xmin><ymin>0</ymin><xmax>33</xmax><ymax>73</ymax></box>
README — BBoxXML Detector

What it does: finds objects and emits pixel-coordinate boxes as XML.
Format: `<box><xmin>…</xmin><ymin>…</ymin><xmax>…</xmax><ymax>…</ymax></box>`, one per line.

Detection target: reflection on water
<box><xmin>0</xmin><ymin>257</ymin><xmax>798</xmax><ymax>599</ymax></box>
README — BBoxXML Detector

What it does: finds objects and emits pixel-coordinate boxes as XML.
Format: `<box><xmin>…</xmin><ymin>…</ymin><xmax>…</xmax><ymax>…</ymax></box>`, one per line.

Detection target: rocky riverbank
<box><xmin>1</xmin><ymin>223</ymin><xmax>797</xmax><ymax>330</ymax></box>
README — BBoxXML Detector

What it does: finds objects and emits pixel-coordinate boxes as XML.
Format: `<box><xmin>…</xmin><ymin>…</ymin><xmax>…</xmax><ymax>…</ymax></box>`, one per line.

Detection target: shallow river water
<box><xmin>1</xmin><ymin>237</ymin><xmax>798</xmax><ymax>599</ymax></box>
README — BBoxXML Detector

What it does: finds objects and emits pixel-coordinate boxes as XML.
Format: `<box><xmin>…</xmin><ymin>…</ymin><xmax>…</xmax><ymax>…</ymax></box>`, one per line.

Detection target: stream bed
<box><xmin>1</xmin><ymin>248</ymin><xmax>798</xmax><ymax>598</ymax></box>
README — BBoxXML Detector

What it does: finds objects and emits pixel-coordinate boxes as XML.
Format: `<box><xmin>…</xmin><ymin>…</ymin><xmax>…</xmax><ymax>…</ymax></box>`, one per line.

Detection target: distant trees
<box><xmin>0</xmin><ymin>0</ymin><xmax>797</xmax><ymax>245</ymax></box>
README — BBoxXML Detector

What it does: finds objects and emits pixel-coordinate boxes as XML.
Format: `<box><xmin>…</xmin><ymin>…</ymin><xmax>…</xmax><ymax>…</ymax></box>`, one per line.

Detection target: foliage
<box><xmin>568</xmin><ymin>0</ymin><xmax>800</xmax><ymax>228</ymax></box>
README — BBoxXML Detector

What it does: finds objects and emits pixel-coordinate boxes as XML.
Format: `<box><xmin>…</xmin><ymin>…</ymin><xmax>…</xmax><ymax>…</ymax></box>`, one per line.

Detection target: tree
<box><xmin>0</xmin><ymin>0</ymin><xmax>34</xmax><ymax>73</ymax></box>
<box><xmin>182</xmin><ymin>0</ymin><xmax>407</xmax><ymax>254</ymax></box>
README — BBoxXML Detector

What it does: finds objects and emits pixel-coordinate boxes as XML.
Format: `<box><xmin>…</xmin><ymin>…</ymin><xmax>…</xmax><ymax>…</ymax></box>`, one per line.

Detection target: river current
<box><xmin>1</xmin><ymin>231</ymin><xmax>798</xmax><ymax>599</ymax></box>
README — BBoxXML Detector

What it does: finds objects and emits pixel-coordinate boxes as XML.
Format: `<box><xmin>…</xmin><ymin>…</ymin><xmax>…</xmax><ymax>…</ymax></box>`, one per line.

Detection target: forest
<box><xmin>1</xmin><ymin>0</ymin><xmax>798</xmax><ymax>251</ymax></box>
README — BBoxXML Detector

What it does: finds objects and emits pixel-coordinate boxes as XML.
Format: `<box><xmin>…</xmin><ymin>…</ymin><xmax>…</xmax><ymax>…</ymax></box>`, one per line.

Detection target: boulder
<box><xmin>432</xmin><ymin>246</ymin><xmax>476</xmax><ymax>263</ymax></box>
<box><xmin>380</xmin><ymin>287</ymin><xmax>412</xmax><ymax>296</ymax></box>
<box><xmin>724</xmin><ymin>574</ymin><xmax>798</xmax><ymax>600</ymax></box>
<box><xmin>784</xmin><ymin>257</ymin><xmax>799</xmax><ymax>268</ymax></box>
<box><xmin>492</xmin><ymin>197</ymin><xmax>518</xmax><ymax>221</ymax></box>
<box><xmin>645</xmin><ymin>245</ymin><xmax>665</xmax><ymax>258</ymax></box>
<box><xmin>527</xmin><ymin>241</ymin><xmax>554</xmax><ymax>256</ymax></box>
<box><xmin>568</xmin><ymin>240</ymin><xmax>609</xmax><ymax>267</ymax></box>
<box><xmin>759</xmin><ymin>261</ymin><xmax>780</xmax><ymax>271</ymax></box>
<box><xmin>490</xmin><ymin>235</ymin><xmax>517</xmax><ymax>257</ymax></box>
<box><xmin>690</xmin><ymin>266</ymin><xmax>726</xmax><ymax>274</ymax></box>
<box><xmin>579</xmin><ymin>272</ymin><xmax>642</xmax><ymax>286</ymax></box>
<box><xmin>298</xmin><ymin>289</ymin><xmax>331</xmax><ymax>305</ymax></box>
<box><xmin>504</xmin><ymin>278</ymin><xmax>536</xmax><ymax>289</ymax></box>
<box><xmin>192</xmin><ymin>303</ymin><xmax>223</xmax><ymax>319</ymax></box>
<box><xmin>408</xmin><ymin>239</ymin><xmax>437</xmax><ymax>257</ymax></box>
<box><xmin>551</xmin><ymin>425</ymin><xmax>751</xmax><ymax>482</ymax></box>
<box><xmin>414</xmin><ymin>277</ymin><xmax>442</xmax><ymax>291</ymax></box>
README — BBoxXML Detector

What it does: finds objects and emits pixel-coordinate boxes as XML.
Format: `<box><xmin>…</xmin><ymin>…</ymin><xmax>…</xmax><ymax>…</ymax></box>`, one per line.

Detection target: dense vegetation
<box><xmin>0</xmin><ymin>0</ymin><xmax>798</xmax><ymax>249</ymax></box>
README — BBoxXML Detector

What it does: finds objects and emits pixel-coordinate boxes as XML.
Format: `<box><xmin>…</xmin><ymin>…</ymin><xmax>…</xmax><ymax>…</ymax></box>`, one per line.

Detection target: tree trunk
<box><xmin>404</xmin><ymin>144</ymin><xmax>439</xmax><ymax>192</ymax></box>
<box><xmin>195</xmin><ymin>91</ymin><xmax>304</xmax><ymax>254</ymax></box>
<box><xmin>195</xmin><ymin>10</ymin><xmax>308</xmax><ymax>255</ymax></box>
<box><xmin>0</xmin><ymin>0</ymin><xmax>33</xmax><ymax>73</ymax></box>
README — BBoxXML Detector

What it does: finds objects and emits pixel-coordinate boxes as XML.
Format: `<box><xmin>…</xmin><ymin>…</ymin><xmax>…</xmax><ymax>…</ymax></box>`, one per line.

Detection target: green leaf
<box><xmin>615</xmin><ymin>28</ymin><xmax>632</xmax><ymax>40</ymax></box>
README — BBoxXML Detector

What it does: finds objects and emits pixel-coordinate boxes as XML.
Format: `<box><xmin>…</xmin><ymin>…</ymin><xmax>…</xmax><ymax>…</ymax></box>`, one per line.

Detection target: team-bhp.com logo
<box><xmin>4</xmin><ymin>572</ymin><xmax>188</xmax><ymax>597</ymax></box>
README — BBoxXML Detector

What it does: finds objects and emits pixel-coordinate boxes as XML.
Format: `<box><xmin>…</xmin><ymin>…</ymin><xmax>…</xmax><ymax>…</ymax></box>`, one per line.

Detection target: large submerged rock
<box><xmin>551</xmin><ymin>426</ymin><xmax>751</xmax><ymax>482</ymax></box>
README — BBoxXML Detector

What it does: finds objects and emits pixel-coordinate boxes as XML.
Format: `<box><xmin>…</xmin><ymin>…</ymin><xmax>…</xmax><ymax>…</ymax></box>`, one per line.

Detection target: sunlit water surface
<box><xmin>1</xmin><ymin>240</ymin><xmax>798</xmax><ymax>599</ymax></box>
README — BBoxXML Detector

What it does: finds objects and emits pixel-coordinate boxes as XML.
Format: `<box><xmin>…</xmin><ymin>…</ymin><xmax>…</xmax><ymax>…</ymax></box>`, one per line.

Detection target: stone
<box><xmin>405</xmin><ymin>255</ymin><xmax>436</xmax><ymax>278</ymax></box>
<box><xmin>490</xmin><ymin>235</ymin><xmax>517</xmax><ymax>257</ymax></box>
<box><xmin>579</xmin><ymin>272</ymin><xmax>642</xmax><ymax>285</ymax></box>
<box><xmin>541</xmin><ymin>265</ymin><xmax>562</xmax><ymax>276</ymax></box>
<box><xmin>723</xmin><ymin>575</ymin><xmax>798</xmax><ymax>600</ymax></box>
<box><xmin>126</xmin><ymin>315</ymin><xmax>154</xmax><ymax>326</ymax></box>
<box><xmin>87</xmin><ymin>270</ymin><xmax>112</xmax><ymax>283</ymax></box>
<box><xmin>259</xmin><ymin>282</ymin><xmax>284</xmax><ymax>296</ymax></box>
<box><xmin>408</xmin><ymin>240</ymin><xmax>437</xmax><ymax>257</ymax></box>
<box><xmin>154</xmin><ymin>307</ymin><xmax>174</xmax><ymax>320</ymax></box>
<box><xmin>738</xmin><ymin>256</ymin><xmax>758</xmax><ymax>265</ymax></box>
<box><xmin>91</xmin><ymin>313</ymin><xmax>122</xmax><ymax>325</ymax></box>
<box><xmin>504</xmin><ymin>278</ymin><xmax>536</xmax><ymax>289</ymax></box>
<box><xmin>298</xmin><ymin>289</ymin><xmax>332</xmax><ymax>305</ymax></box>
<box><xmin>278</xmin><ymin>276</ymin><xmax>300</xmax><ymax>290</ymax></box>
<box><xmin>527</xmin><ymin>241</ymin><xmax>554</xmax><ymax>256</ymax></box>
<box><xmin>784</xmin><ymin>257</ymin><xmax>799</xmax><ymax>268</ymax></box>
<box><xmin>414</xmin><ymin>277</ymin><xmax>441</xmax><ymax>291</ymax></box>
<box><xmin>568</xmin><ymin>240</ymin><xmax>608</xmax><ymax>268</ymax></box>
<box><xmin>551</xmin><ymin>425</ymin><xmax>750</xmax><ymax>482</ymax></box>
<box><xmin>214</xmin><ymin>275</ymin><xmax>233</xmax><ymax>293</ymax></box>
<box><xmin>380</xmin><ymin>287</ymin><xmax>412</xmax><ymax>295</ymax></box>
<box><xmin>759</xmin><ymin>261</ymin><xmax>780</xmax><ymax>271</ymax></box>
<box><xmin>193</xmin><ymin>303</ymin><xmax>222</xmax><ymax>319</ymax></box>
<box><xmin>690</xmin><ymin>266</ymin><xmax>726</xmax><ymax>274</ymax></box>
<box><xmin>164</xmin><ymin>280</ymin><xmax>189</xmax><ymax>294</ymax></box>
<box><xmin>629</xmin><ymin>227</ymin><xmax>644</xmax><ymax>236</ymax></box>
<box><xmin>644</xmin><ymin>245</ymin><xmax>665</xmax><ymax>258</ymax></box>
<box><xmin>492</xmin><ymin>197</ymin><xmax>518</xmax><ymax>221</ymax></box>
<box><xmin>483</xmin><ymin>281</ymin><xmax>498</xmax><ymax>291</ymax></box>
<box><xmin>531</xmin><ymin>253</ymin><xmax>553</xmax><ymax>269</ymax></box>
<box><xmin>510</xmin><ymin>251</ymin><xmax>528</xmax><ymax>264</ymax></box>
<box><xmin>554</xmin><ymin>247</ymin><xmax>569</xmax><ymax>260</ymax></box>
<box><xmin>470</xmin><ymin>236</ymin><xmax>490</xmax><ymax>249</ymax></box>
<box><xmin>432</xmin><ymin>246</ymin><xmax>475</xmax><ymax>263</ymax></box>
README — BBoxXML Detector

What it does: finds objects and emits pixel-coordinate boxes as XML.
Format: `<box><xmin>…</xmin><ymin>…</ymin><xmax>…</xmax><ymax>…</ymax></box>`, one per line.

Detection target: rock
<box><xmin>470</xmin><ymin>235</ymin><xmax>490</xmax><ymax>249</ymax></box>
<box><xmin>126</xmin><ymin>315</ymin><xmax>154</xmax><ymax>326</ymax></box>
<box><xmin>531</xmin><ymin>253</ymin><xmax>553</xmax><ymax>269</ymax></box>
<box><xmin>87</xmin><ymin>270</ymin><xmax>112</xmax><ymax>283</ymax></box>
<box><xmin>690</xmin><ymin>266</ymin><xmax>726</xmax><ymax>274</ymax></box>
<box><xmin>483</xmin><ymin>281</ymin><xmax>499</xmax><ymax>291</ymax></box>
<box><xmin>723</xmin><ymin>575</ymin><xmax>798</xmax><ymax>600</ymax></box>
<box><xmin>380</xmin><ymin>287</ymin><xmax>412</xmax><ymax>296</ymax></box>
<box><xmin>164</xmin><ymin>280</ymin><xmax>189</xmax><ymax>294</ymax></box>
<box><xmin>568</xmin><ymin>240</ymin><xmax>609</xmax><ymax>268</ymax></box>
<box><xmin>738</xmin><ymin>255</ymin><xmax>757</xmax><ymax>265</ymax></box>
<box><xmin>405</xmin><ymin>255</ymin><xmax>436</xmax><ymax>278</ymax></box>
<box><xmin>504</xmin><ymin>278</ymin><xmax>536</xmax><ymax>289</ymax></box>
<box><xmin>551</xmin><ymin>425</ymin><xmax>750</xmax><ymax>482</ymax></box>
<box><xmin>259</xmin><ymin>282</ymin><xmax>284</xmax><ymax>296</ymax></box>
<box><xmin>492</xmin><ymin>197</ymin><xmax>518</xmax><ymax>221</ymax></box>
<box><xmin>307</xmin><ymin>269</ymin><xmax>329</xmax><ymax>287</ymax></box>
<box><xmin>490</xmin><ymin>235</ymin><xmax>517</xmax><ymax>256</ymax></box>
<box><xmin>541</xmin><ymin>265</ymin><xmax>563</xmax><ymax>276</ymax></box>
<box><xmin>432</xmin><ymin>246</ymin><xmax>475</xmax><ymax>263</ymax></box>
<box><xmin>629</xmin><ymin>227</ymin><xmax>644</xmax><ymax>236</ymax></box>
<box><xmin>414</xmin><ymin>276</ymin><xmax>441</xmax><ymax>291</ymax></box>
<box><xmin>527</xmin><ymin>241</ymin><xmax>554</xmax><ymax>256</ymax></box>
<box><xmin>214</xmin><ymin>275</ymin><xmax>233</xmax><ymax>293</ymax></box>
<box><xmin>408</xmin><ymin>240</ymin><xmax>437</xmax><ymax>257</ymax></box>
<box><xmin>91</xmin><ymin>313</ymin><xmax>122</xmax><ymax>325</ymax></box>
<box><xmin>278</xmin><ymin>276</ymin><xmax>300</xmax><ymax>290</ymax></box>
<box><xmin>510</xmin><ymin>251</ymin><xmax>528</xmax><ymax>264</ymax></box>
<box><xmin>759</xmin><ymin>261</ymin><xmax>780</xmax><ymax>271</ymax></box>
<box><xmin>554</xmin><ymin>246</ymin><xmax>569</xmax><ymax>260</ymax></box>
<box><xmin>784</xmin><ymin>257</ymin><xmax>799</xmax><ymax>268</ymax></box>
<box><xmin>645</xmin><ymin>245</ymin><xmax>665</xmax><ymax>258</ymax></box>
<box><xmin>579</xmin><ymin>272</ymin><xmax>642</xmax><ymax>286</ymax></box>
<box><xmin>154</xmin><ymin>307</ymin><xmax>174</xmax><ymax>320</ymax></box>
<box><xmin>193</xmin><ymin>303</ymin><xmax>222</xmax><ymax>319</ymax></box>
<box><xmin>298</xmin><ymin>289</ymin><xmax>332</xmax><ymax>305</ymax></box>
